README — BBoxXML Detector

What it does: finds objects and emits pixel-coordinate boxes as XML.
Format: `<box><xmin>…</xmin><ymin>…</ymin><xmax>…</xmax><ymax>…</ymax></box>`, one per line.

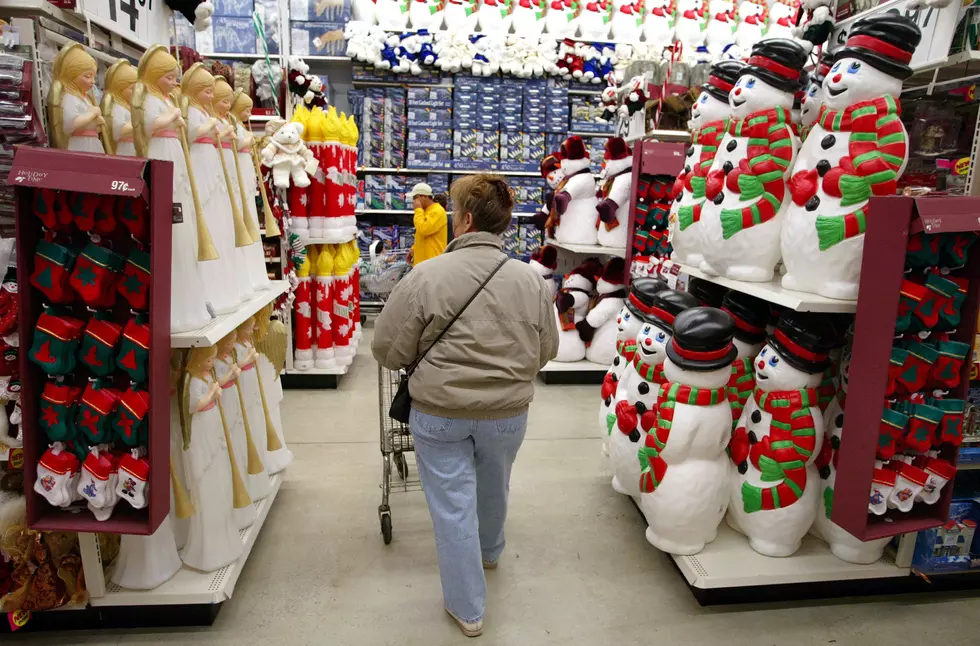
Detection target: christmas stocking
<box><xmin>934</xmin><ymin>397</ymin><xmax>966</xmax><ymax>446</ymax></box>
<box><xmin>65</xmin><ymin>192</ymin><xmax>103</xmax><ymax>232</ymax></box>
<box><xmin>69</xmin><ymin>243</ymin><xmax>124</xmax><ymax>308</ymax></box>
<box><xmin>632</xmin><ymin>230</ymin><xmax>649</xmax><ymax>256</ymax></box>
<box><xmin>78</xmin><ymin>317</ymin><xmax>123</xmax><ymax>377</ymax></box>
<box><xmin>33</xmin><ymin>442</ymin><xmax>80</xmax><ymax>508</ymax></box>
<box><xmin>896</xmin><ymin>280</ymin><xmax>928</xmax><ymax>333</ymax></box>
<box><xmin>115</xmin><ymin>450</ymin><xmax>149</xmax><ymax>509</ymax></box>
<box><xmin>30</xmin><ymin>240</ymin><xmax>77</xmax><ymax>303</ymax></box>
<box><xmin>887</xmin><ymin>462</ymin><xmax>929</xmax><ymax>512</ymax></box>
<box><xmin>32</xmin><ymin>188</ymin><xmax>70</xmax><ymax>231</ymax></box>
<box><xmin>940</xmin><ymin>232</ymin><xmax>976</xmax><ymax>268</ymax></box>
<box><xmin>111</xmin><ymin>386</ymin><xmax>149</xmax><ymax>447</ymax></box>
<box><xmin>90</xmin><ymin>454</ymin><xmax>120</xmax><ymax>521</ymax></box>
<box><xmin>877</xmin><ymin>407</ymin><xmax>908</xmax><ymax>460</ymax></box>
<box><xmin>912</xmin><ymin>273</ymin><xmax>959</xmax><ymax>331</ymax></box>
<box><xmin>0</xmin><ymin>283</ymin><xmax>18</xmax><ymax>337</ymax></box>
<box><xmin>929</xmin><ymin>340</ymin><xmax>970</xmax><ymax>390</ymax></box>
<box><xmin>886</xmin><ymin>347</ymin><xmax>909</xmax><ymax>397</ymax></box>
<box><xmin>117</xmin><ymin>249</ymin><xmax>151</xmax><ymax>311</ymax></box>
<box><xmin>116</xmin><ymin>316</ymin><xmax>150</xmax><ymax>384</ymax></box>
<box><xmin>29</xmin><ymin>312</ymin><xmax>85</xmax><ymax>375</ymax></box>
<box><xmin>117</xmin><ymin>196</ymin><xmax>149</xmax><ymax>243</ymax></box>
<box><xmin>869</xmin><ymin>467</ymin><xmax>896</xmax><ymax>516</ymax></box>
<box><xmin>903</xmin><ymin>403</ymin><xmax>943</xmax><ymax>452</ymax></box>
<box><xmin>895</xmin><ymin>341</ymin><xmax>938</xmax><ymax>395</ymax></box>
<box><xmin>75</xmin><ymin>382</ymin><xmax>121</xmax><ymax>444</ymax></box>
<box><xmin>905</xmin><ymin>231</ymin><xmax>941</xmax><ymax>270</ymax></box>
<box><xmin>918</xmin><ymin>457</ymin><xmax>957</xmax><ymax>505</ymax></box>
<box><xmin>937</xmin><ymin>276</ymin><xmax>968</xmax><ymax>331</ymax></box>
<box><xmin>76</xmin><ymin>446</ymin><xmax>114</xmax><ymax>510</ymax></box>
<box><xmin>38</xmin><ymin>382</ymin><xmax>81</xmax><ymax>442</ymax></box>
<box><xmin>92</xmin><ymin>195</ymin><xmax>118</xmax><ymax>235</ymax></box>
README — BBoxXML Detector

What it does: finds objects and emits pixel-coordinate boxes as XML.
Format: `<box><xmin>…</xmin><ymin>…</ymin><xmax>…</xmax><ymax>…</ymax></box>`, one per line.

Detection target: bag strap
<box><xmin>407</xmin><ymin>256</ymin><xmax>509</xmax><ymax>374</ymax></box>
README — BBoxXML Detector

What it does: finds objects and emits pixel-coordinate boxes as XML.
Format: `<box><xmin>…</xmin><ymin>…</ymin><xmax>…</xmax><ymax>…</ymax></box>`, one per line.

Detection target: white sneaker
<box><xmin>445</xmin><ymin>608</ymin><xmax>483</xmax><ymax>638</ymax></box>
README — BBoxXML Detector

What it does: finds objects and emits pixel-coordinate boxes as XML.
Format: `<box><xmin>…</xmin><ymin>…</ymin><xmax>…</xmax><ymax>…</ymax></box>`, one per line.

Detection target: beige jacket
<box><xmin>372</xmin><ymin>232</ymin><xmax>559</xmax><ymax>420</ymax></box>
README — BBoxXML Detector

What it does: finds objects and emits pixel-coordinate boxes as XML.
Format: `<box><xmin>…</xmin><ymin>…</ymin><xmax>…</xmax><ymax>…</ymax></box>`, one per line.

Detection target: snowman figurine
<box><xmin>599</xmin><ymin>277</ymin><xmax>668</xmax><ymax>457</ymax></box>
<box><xmin>410</xmin><ymin>0</ymin><xmax>444</xmax><ymax>29</ymax></box>
<box><xmin>529</xmin><ymin>245</ymin><xmax>559</xmax><ymax>301</ymax></box>
<box><xmin>553</xmin><ymin>261</ymin><xmax>600</xmax><ymax>362</ymax></box>
<box><xmin>512</xmin><ymin>0</ymin><xmax>547</xmax><ymax>37</ymax></box>
<box><xmin>674</xmin><ymin>0</ymin><xmax>708</xmax><ymax>53</ymax></box>
<box><xmin>534</xmin><ymin>152</ymin><xmax>564</xmax><ymax>235</ymax></box>
<box><xmin>811</xmin><ymin>344</ymin><xmax>892</xmax><ymax>564</ymax></box>
<box><xmin>610</xmin><ymin>0</ymin><xmax>643</xmax><ymax>41</ymax></box>
<box><xmin>720</xmin><ymin>290</ymin><xmax>770</xmax><ymax>429</ymax></box>
<box><xmin>698</xmin><ymin>39</ymin><xmax>806</xmax><ymax>282</ymax></box>
<box><xmin>639</xmin><ymin>307</ymin><xmax>737</xmax><ymax>555</ymax></box>
<box><xmin>545</xmin><ymin>0</ymin><xmax>579</xmax><ymax>36</ymax></box>
<box><xmin>549</xmin><ymin>136</ymin><xmax>599</xmax><ymax>246</ymax></box>
<box><xmin>579</xmin><ymin>258</ymin><xmax>627</xmax><ymax>366</ymax></box>
<box><xmin>642</xmin><ymin>0</ymin><xmax>675</xmax><ymax>54</ymax></box>
<box><xmin>780</xmin><ymin>16</ymin><xmax>920</xmax><ymax>300</ymax></box>
<box><xmin>798</xmin><ymin>53</ymin><xmax>832</xmax><ymax>143</ymax></box>
<box><xmin>735</xmin><ymin>0</ymin><xmax>768</xmax><ymax>53</ymax></box>
<box><xmin>611</xmin><ymin>289</ymin><xmax>700</xmax><ymax>498</ymax></box>
<box><xmin>727</xmin><ymin>311</ymin><xmax>834</xmax><ymax>557</ymax></box>
<box><xmin>596</xmin><ymin>137</ymin><xmax>634</xmax><ymax>249</ymax></box>
<box><xmin>669</xmin><ymin>61</ymin><xmax>744</xmax><ymax>268</ymax></box>
<box><xmin>766</xmin><ymin>0</ymin><xmax>800</xmax><ymax>41</ymax></box>
<box><xmin>578</xmin><ymin>1</ymin><xmax>612</xmax><ymax>40</ymax></box>
<box><xmin>444</xmin><ymin>0</ymin><xmax>480</xmax><ymax>31</ymax></box>
<box><xmin>478</xmin><ymin>0</ymin><xmax>513</xmax><ymax>34</ymax></box>
<box><xmin>376</xmin><ymin>0</ymin><xmax>410</xmax><ymax>29</ymax></box>
<box><xmin>704</xmin><ymin>0</ymin><xmax>737</xmax><ymax>61</ymax></box>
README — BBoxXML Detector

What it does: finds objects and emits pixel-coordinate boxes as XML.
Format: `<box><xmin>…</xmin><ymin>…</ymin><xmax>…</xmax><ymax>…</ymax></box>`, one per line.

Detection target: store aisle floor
<box><xmin>21</xmin><ymin>327</ymin><xmax>980</xmax><ymax>645</ymax></box>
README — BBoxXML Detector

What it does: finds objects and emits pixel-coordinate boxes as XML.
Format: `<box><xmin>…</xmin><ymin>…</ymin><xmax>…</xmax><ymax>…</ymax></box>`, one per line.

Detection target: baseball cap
<box><xmin>406</xmin><ymin>182</ymin><xmax>433</xmax><ymax>199</ymax></box>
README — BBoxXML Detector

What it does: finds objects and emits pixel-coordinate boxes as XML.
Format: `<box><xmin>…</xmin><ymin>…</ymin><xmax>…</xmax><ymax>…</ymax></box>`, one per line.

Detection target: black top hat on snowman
<box><xmin>687</xmin><ymin>277</ymin><xmax>728</xmax><ymax>308</ymax></box>
<box><xmin>721</xmin><ymin>291</ymin><xmax>770</xmax><ymax>346</ymax></box>
<box><xmin>626</xmin><ymin>277</ymin><xmax>668</xmax><ymax>317</ymax></box>
<box><xmin>833</xmin><ymin>15</ymin><xmax>922</xmax><ymax>80</ymax></box>
<box><xmin>768</xmin><ymin>311</ymin><xmax>837</xmax><ymax>374</ymax></box>
<box><xmin>744</xmin><ymin>38</ymin><xmax>808</xmax><ymax>94</ymax></box>
<box><xmin>639</xmin><ymin>289</ymin><xmax>702</xmax><ymax>332</ymax></box>
<box><xmin>703</xmin><ymin>60</ymin><xmax>745</xmax><ymax>104</ymax></box>
<box><xmin>667</xmin><ymin>307</ymin><xmax>738</xmax><ymax>372</ymax></box>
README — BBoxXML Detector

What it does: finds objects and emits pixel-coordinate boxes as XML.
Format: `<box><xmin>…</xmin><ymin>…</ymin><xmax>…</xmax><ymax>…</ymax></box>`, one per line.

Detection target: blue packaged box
<box><xmin>399</xmin><ymin>228</ymin><xmax>415</xmax><ymax>250</ymax></box>
<box><xmin>290</xmin><ymin>0</ymin><xmax>351</xmax><ymax>22</ymax></box>
<box><xmin>408</xmin><ymin>87</ymin><xmax>453</xmax><ymax>105</ymax></box>
<box><xmin>912</xmin><ymin>499</ymin><xmax>980</xmax><ymax>574</ymax></box>
<box><xmin>364</xmin><ymin>174</ymin><xmax>389</xmax><ymax>209</ymax></box>
<box><xmin>388</xmin><ymin>175</ymin><xmax>409</xmax><ymax>210</ymax></box>
<box><xmin>204</xmin><ymin>17</ymin><xmax>257</xmax><ymax>54</ymax></box>
<box><xmin>290</xmin><ymin>22</ymin><xmax>346</xmax><ymax>56</ymax></box>
<box><xmin>213</xmin><ymin>0</ymin><xmax>254</xmax><ymax>16</ymax></box>
<box><xmin>407</xmin><ymin>128</ymin><xmax>453</xmax><ymax>150</ymax></box>
<box><xmin>407</xmin><ymin>107</ymin><xmax>452</xmax><ymax>128</ymax></box>
<box><xmin>406</xmin><ymin>149</ymin><xmax>452</xmax><ymax>167</ymax></box>
<box><xmin>427</xmin><ymin>173</ymin><xmax>449</xmax><ymax>193</ymax></box>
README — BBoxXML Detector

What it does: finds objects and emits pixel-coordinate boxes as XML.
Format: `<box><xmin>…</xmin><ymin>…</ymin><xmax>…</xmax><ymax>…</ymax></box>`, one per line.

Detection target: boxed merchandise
<box><xmin>406</xmin><ymin>149</ymin><xmax>451</xmax><ymax>168</ymax></box>
<box><xmin>255</xmin><ymin>0</ymin><xmax>281</xmax><ymax>54</ymax></box>
<box><xmin>290</xmin><ymin>22</ymin><xmax>346</xmax><ymax>56</ymax></box>
<box><xmin>911</xmin><ymin>500</ymin><xmax>980</xmax><ymax>573</ymax></box>
<box><xmin>373</xmin><ymin>225</ymin><xmax>400</xmax><ymax>251</ymax></box>
<box><xmin>198</xmin><ymin>17</ymin><xmax>257</xmax><ymax>54</ymax></box>
<box><xmin>408</xmin><ymin>87</ymin><xmax>453</xmax><ymax>107</ymax></box>
<box><xmin>290</xmin><ymin>0</ymin><xmax>351</xmax><ymax>21</ymax></box>
<box><xmin>407</xmin><ymin>106</ymin><xmax>452</xmax><ymax>128</ymax></box>
<box><xmin>174</xmin><ymin>16</ymin><xmax>196</xmax><ymax>47</ymax></box>
<box><xmin>213</xmin><ymin>0</ymin><xmax>254</xmax><ymax>17</ymax></box>
<box><xmin>407</xmin><ymin>128</ymin><xmax>453</xmax><ymax>150</ymax></box>
<box><xmin>520</xmin><ymin>223</ymin><xmax>541</xmax><ymax>255</ymax></box>
<box><xmin>388</xmin><ymin>176</ymin><xmax>409</xmax><ymax>210</ymax></box>
<box><xmin>500</xmin><ymin>132</ymin><xmax>526</xmax><ymax>163</ymax></box>
<box><xmin>357</xmin><ymin>221</ymin><xmax>374</xmax><ymax>255</ymax></box>
<box><xmin>502</xmin><ymin>220</ymin><xmax>521</xmax><ymax>258</ymax></box>
<box><xmin>427</xmin><ymin>174</ymin><xmax>449</xmax><ymax>194</ymax></box>
<box><xmin>364</xmin><ymin>174</ymin><xmax>389</xmax><ymax>210</ymax></box>
<box><xmin>399</xmin><ymin>228</ymin><xmax>416</xmax><ymax>250</ymax></box>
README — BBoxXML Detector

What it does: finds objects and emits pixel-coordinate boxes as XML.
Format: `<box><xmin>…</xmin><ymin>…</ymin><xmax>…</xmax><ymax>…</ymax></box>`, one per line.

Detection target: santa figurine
<box><xmin>721</xmin><ymin>290</ymin><xmax>770</xmax><ymax>429</ymax></box>
<box><xmin>780</xmin><ymin>15</ymin><xmax>920</xmax><ymax>301</ymax></box>
<box><xmin>669</xmin><ymin>60</ymin><xmax>744</xmax><ymax>268</ymax></box>
<box><xmin>533</xmin><ymin>152</ymin><xmax>564</xmax><ymax>236</ymax></box>
<box><xmin>595</xmin><ymin>137</ymin><xmax>634</xmax><ymax>249</ymax></box>
<box><xmin>529</xmin><ymin>245</ymin><xmax>559</xmax><ymax>301</ymax></box>
<box><xmin>699</xmin><ymin>39</ymin><xmax>807</xmax><ymax>283</ymax></box>
<box><xmin>798</xmin><ymin>53</ymin><xmax>832</xmax><ymax>143</ymax></box>
<box><xmin>611</xmin><ymin>289</ymin><xmax>700</xmax><ymax>498</ymax></box>
<box><xmin>553</xmin><ymin>260</ymin><xmax>601</xmax><ymax>362</ymax></box>
<box><xmin>548</xmin><ymin>136</ymin><xmax>599</xmax><ymax>246</ymax></box>
<box><xmin>578</xmin><ymin>258</ymin><xmax>627</xmax><ymax>365</ymax></box>
<box><xmin>599</xmin><ymin>277</ymin><xmax>668</xmax><ymax>457</ymax></box>
<box><xmin>727</xmin><ymin>311</ymin><xmax>834</xmax><ymax>557</ymax></box>
<box><xmin>639</xmin><ymin>307</ymin><xmax>737</xmax><ymax>555</ymax></box>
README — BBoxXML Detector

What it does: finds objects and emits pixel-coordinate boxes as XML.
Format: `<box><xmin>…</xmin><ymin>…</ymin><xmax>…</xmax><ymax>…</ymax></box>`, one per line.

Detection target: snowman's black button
<box><xmin>819</xmin><ymin>465</ymin><xmax>831</xmax><ymax>479</ymax></box>
<box><xmin>629</xmin><ymin>429</ymin><xmax>641</xmax><ymax>443</ymax></box>
<box><xmin>751</xmin><ymin>410</ymin><xmax>762</xmax><ymax>424</ymax></box>
<box><xmin>835</xmin><ymin>413</ymin><xmax>844</xmax><ymax>429</ymax></box>
<box><xmin>613</xmin><ymin>357</ymin><xmax>620</xmax><ymax>368</ymax></box>
<box><xmin>604</xmin><ymin>397</ymin><xmax>611</xmax><ymax>407</ymax></box>
<box><xmin>638</xmin><ymin>382</ymin><xmax>650</xmax><ymax>395</ymax></box>
<box><xmin>821</xmin><ymin>135</ymin><xmax>835</xmax><ymax>150</ymax></box>
<box><xmin>738</xmin><ymin>462</ymin><xmax>748</xmax><ymax>474</ymax></box>
<box><xmin>675</xmin><ymin>193</ymin><xmax>683</xmax><ymax>203</ymax></box>
<box><xmin>686</xmin><ymin>145</ymin><xmax>695</xmax><ymax>157</ymax></box>
<box><xmin>806</xmin><ymin>196</ymin><xmax>820</xmax><ymax>212</ymax></box>
<box><xmin>727</xmin><ymin>139</ymin><xmax>737</xmax><ymax>153</ymax></box>
<box><xmin>723</xmin><ymin>161</ymin><xmax>733</xmax><ymax>174</ymax></box>
<box><xmin>684</xmin><ymin>165</ymin><xmax>691</xmax><ymax>175</ymax></box>
<box><xmin>816</xmin><ymin>160</ymin><xmax>831</xmax><ymax>176</ymax></box>
<box><xmin>748</xmin><ymin>431</ymin><xmax>758</xmax><ymax>444</ymax></box>
<box><xmin>713</xmin><ymin>193</ymin><xmax>724</xmax><ymax>205</ymax></box>
<box><xmin>635</xmin><ymin>402</ymin><xmax>647</xmax><ymax>415</ymax></box>
<box><xmin>831</xmin><ymin>436</ymin><xmax>841</xmax><ymax>450</ymax></box>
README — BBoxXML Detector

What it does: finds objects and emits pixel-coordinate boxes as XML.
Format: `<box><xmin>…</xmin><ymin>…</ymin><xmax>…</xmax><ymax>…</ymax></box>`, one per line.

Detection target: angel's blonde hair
<box><xmin>181</xmin><ymin>64</ymin><xmax>216</xmax><ymax>114</ymax></box>
<box><xmin>139</xmin><ymin>47</ymin><xmax>179</xmax><ymax>99</ymax></box>
<box><xmin>186</xmin><ymin>346</ymin><xmax>217</xmax><ymax>377</ymax></box>
<box><xmin>57</xmin><ymin>46</ymin><xmax>97</xmax><ymax>97</ymax></box>
<box><xmin>213</xmin><ymin>78</ymin><xmax>235</xmax><ymax>116</ymax></box>
<box><xmin>232</xmin><ymin>91</ymin><xmax>253</xmax><ymax>121</ymax></box>
<box><xmin>105</xmin><ymin>61</ymin><xmax>138</xmax><ymax>107</ymax></box>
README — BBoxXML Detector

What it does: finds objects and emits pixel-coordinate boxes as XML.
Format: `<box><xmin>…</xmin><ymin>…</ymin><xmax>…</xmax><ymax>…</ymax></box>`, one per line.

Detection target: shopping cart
<box><xmin>378</xmin><ymin>364</ymin><xmax>423</xmax><ymax>544</ymax></box>
<box><xmin>360</xmin><ymin>243</ymin><xmax>412</xmax><ymax>314</ymax></box>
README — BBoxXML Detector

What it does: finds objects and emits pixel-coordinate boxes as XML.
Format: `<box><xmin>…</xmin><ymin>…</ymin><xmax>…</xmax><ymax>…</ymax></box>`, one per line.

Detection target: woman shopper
<box><xmin>373</xmin><ymin>174</ymin><xmax>559</xmax><ymax>638</ymax></box>
<box><xmin>407</xmin><ymin>182</ymin><xmax>448</xmax><ymax>266</ymax></box>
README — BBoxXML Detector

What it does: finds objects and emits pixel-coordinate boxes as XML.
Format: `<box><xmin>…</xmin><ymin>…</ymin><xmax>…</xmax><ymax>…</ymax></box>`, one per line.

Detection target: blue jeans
<box><xmin>409</xmin><ymin>408</ymin><xmax>528</xmax><ymax>624</ymax></box>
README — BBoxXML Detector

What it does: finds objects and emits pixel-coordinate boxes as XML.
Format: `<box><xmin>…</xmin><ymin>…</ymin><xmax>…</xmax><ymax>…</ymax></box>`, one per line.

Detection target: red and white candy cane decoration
<box><xmin>655</xmin><ymin>42</ymin><xmax>682</xmax><ymax>129</ymax></box>
<box><xmin>314</xmin><ymin>244</ymin><xmax>336</xmax><ymax>369</ymax></box>
<box><xmin>293</xmin><ymin>254</ymin><xmax>314</xmax><ymax>370</ymax></box>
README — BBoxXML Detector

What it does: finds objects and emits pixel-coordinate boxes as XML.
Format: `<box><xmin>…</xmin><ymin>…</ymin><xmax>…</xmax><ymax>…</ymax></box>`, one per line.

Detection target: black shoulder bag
<box><xmin>388</xmin><ymin>256</ymin><xmax>509</xmax><ymax>423</ymax></box>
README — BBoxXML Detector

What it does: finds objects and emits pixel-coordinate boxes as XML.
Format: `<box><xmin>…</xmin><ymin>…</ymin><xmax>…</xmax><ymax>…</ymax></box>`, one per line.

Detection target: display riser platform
<box><xmin>282</xmin><ymin>372</ymin><xmax>343</xmax><ymax>389</ymax></box>
<box><xmin>539</xmin><ymin>359</ymin><xmax>606</xmax><ymax>385</ymax></box>
<box><xmin>0</xmin><ymin>602</ymin><xmax>222</xmax><ymax>633</ymax></box>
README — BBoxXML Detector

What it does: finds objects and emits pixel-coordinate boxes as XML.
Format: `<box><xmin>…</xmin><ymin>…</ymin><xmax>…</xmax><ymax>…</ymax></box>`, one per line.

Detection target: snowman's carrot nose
<box><xmin>832</xmin><ymin>73</ymin><xmax>842</xmax><ymax>83</ymax></box>
<box><xmin>734</xmin><ymin>87</ymin><xmax>742</xmax><ymax>95</ymax></box>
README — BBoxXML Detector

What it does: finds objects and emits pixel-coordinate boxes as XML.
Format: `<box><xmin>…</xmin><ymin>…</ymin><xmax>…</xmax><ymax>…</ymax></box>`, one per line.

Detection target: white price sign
<box><xmin>829</xmin><ymin>0</ymin><xmax>963</xmax><ymax>71</ymax></box>
<box><xmin>79</xmin><ymin>0</ymin><xmax>172</xmax><ymax>48</ymax></box>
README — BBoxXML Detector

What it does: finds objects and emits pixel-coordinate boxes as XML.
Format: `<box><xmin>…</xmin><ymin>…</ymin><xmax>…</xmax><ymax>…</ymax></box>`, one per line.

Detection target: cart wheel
<box><xmin>381</xmin><ymin>513</ymin><xmax>392</xmax><ymax>544</ymax></box>
<box><xmin>395</xmin><ymin>453</ymin><xmax>408</xmax><ymax>480</ymax></box>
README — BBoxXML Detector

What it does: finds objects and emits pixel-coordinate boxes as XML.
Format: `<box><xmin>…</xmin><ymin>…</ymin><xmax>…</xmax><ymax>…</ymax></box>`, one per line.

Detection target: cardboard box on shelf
<box><xmin>213</xmin><ymin>0</ymin><xmax>255</xmax><ymax>17</ymax></box>
<box><xmin>197</xmin><ymin>17</ymin><xmax>257</xmax><ymax>54</ymax></box>
<box><xmin>408</xmin><ymin>128</ymin><xmax>453</xmax><ymax>150</ymax></box>
<box><xmin>290</xmin><ymin>0</ymin><xmax>352</xmax><ymax>22</ymax></box>
<box><xmin>290</xmin><ymin>21</ymin><xmax>346</xmax><ymax>56</ymax></box>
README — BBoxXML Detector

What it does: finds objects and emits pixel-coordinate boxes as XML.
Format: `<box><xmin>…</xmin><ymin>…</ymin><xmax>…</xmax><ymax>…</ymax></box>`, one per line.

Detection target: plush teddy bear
<box><xmin>287</xmin><ymin>56</ymin><xmax>326</xmax><ymax>108</ymax></box>
<box><xmin>165</xmin><ymin>0</ymin><xmax>214</xmax><ymax>30</ymax></box>
<box><xmin>261</xmin><ymin>121</ymin><xmax>316</xmax><ymax>190</ymax></box>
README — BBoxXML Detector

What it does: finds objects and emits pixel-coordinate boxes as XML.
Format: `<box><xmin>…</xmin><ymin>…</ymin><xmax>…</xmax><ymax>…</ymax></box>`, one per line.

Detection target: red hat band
<box><xmin>748</xmin><ymin>55</ymin><xmax>798</xmax><ymax>81</ymax></box>
<box><xmin>628</xmin><ymin>293</ymin><xmax>674</xmax><ymax>325</ymax></box>
<box><xmin>670</xmin><ymin>337</ymin><xmax>734</xmax><ymax>362</ymax></box>
<box><xmin>708</xmin><ymin>75</ymin><xmax>734</xmax><ymax>93</ymax></box>
<box><xmin>817</xmin><ymin>62</ymin><xmax>832</xmax><ymax>78</ymax></box>
<box><xmin>846</xmin><ymin>35</ymin><xmax>913</xmax><ymax>64</ymax></box>
<box><xmin>774</xmin><ymin>329</ymin><xmax>829</xmax><ymax>363</ymax></box>
<box><xmin>721</xmin><ymin>306</ymin><xmax>765</xmax><ymax>336</ymax></box>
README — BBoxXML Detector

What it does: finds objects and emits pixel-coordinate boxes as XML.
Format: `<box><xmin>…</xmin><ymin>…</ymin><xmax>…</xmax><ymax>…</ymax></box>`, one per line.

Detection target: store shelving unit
<box><xmin>171</xmin><ymin>281</ymin><xmax>290</xmax><ymax>348</ymax></box>
<box><xmin>545</xmin><ymin>239</ymin><xmax>627</xmax><ymax>259</ymax></box>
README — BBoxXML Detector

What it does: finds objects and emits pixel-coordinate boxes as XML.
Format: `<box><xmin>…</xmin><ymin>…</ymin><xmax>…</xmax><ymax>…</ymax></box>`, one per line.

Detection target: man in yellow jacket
<box><xmin>407</xmin><ymin>182</ymin><xmax>447</xmax><ymax>266</ymax></box>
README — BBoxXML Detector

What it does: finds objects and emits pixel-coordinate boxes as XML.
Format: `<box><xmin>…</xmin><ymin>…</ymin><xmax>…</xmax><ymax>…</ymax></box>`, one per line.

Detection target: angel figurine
<box><xmin>180</xmin><ymin>64</ymin><xmax>245</xmax><ymax>315</ymax></box>
<box><xmin>100</xmin><ymin>60</ymin><xmax>138</xmax><ymax>156</ymax></box>
<box><xmin>47</xmin><ymin>43</ymin><xmax>105</xmax><ymax>153</ymax></box>
<box><xmin>215</xmin><ymin>331</ymin><xmax>259</xmax><ymax>530</ymax></box>
<box><xmin>231</xmin><ymin>90</ymin><xmax>274</xmax><ymax>292</ymax></box>
<box><xmin>254</xmin><ymin>304</ymin><xmax>292</xmax><ymax>474</ymax></box>
<box><xmin>132</xmin><ymin>45</ymin><xmax>213</xmax><ymax>334</ymax></box>
<box><xmin>179</xmin><ymin>346</ymin><xmax>244</xmax><ymax>573</ymax></box>
<box><xmin>234</xmin><ymin>316</ymin><xmax>273</xmax><ymax>500</ymax></box>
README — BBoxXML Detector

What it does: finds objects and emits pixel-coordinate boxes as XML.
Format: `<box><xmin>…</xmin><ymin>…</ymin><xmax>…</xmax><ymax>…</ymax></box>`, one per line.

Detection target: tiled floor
<box><xmin>19</xmin><ymin>328</ymin><xmax>980</xmax><ymax>645</ymax></box>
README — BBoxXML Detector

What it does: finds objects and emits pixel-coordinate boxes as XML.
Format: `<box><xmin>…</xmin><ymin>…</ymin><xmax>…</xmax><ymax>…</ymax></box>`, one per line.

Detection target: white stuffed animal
<box><xmin>261</xmin><ymin>122</ymin><xmax>315</xmax><ymax>189</ymax></box>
